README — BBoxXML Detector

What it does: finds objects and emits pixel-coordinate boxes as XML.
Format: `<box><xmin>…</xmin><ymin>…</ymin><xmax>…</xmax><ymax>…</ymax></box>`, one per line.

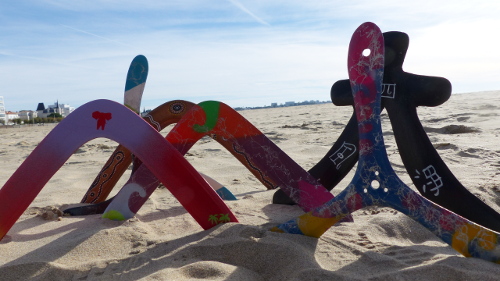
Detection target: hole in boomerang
<box><xmin>371</xmin><ymin>180</ymin><xmax>380</xmax><ymax>189</ymax></box>
<box><xmin>362</xmin><ymin>48</ymin><xmax>371</xmax><ymax>57</ymax></box>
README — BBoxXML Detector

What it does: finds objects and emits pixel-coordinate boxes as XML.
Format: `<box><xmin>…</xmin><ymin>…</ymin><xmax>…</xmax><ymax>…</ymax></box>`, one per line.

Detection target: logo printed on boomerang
<box><xmin>414</xmin><ymin>165</ymin><xmax>443</xmax><ymax>196</ymax></box>
<box><xmin>381</xmin><ymin>83</ymin><xmax>396</xmax><ymax>99</ymax></box>
<box><xmin>329</xmin><ymin>141</ymin><xmax>357</xmax><ymax>169</ymax></box>
<box><xmin>92</xmin><ymin>111</ymin><xmax>112</xmax><ymax>130</ymax></box>
<box><xmin>208</xmin><ymin>213</ymin><xmax>231</xmax><ymax>225</ymax></box>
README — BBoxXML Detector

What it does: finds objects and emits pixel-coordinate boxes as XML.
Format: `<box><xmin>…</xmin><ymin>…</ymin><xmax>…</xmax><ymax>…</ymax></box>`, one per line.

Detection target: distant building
<box><xmin>36</xmin><ymin>101</ymin><xmax>75</xmax><ymax>118</ymax></box>
<box><xmin>284</xmin><ymin>101</ymin><xmax>296</xmax><ymax>106</ymax></box>
<box><xmin>271</xmin><ymin>103</ymin><xmax>278</xmax><ymax>107</ymax></box>
<box><xmin>5</xmin><ymin>111</ymin><xmax>19</xmax><ymax>122</ymax></box>
<box><xmin>36</xmin><ymin>103</ymin><xmax>45</xmax><ymax>111</ymax></box>
<box><xmin>0</xmin><ymin>96</ymin><xmax>5</xmax><ymax>124</ymax></box>
<box><xmin>18</xmin><ymin>110</ymin><xmax>37</xmax><ymax>122</ymax></box>
<box><xmin>56</xmin><ymin>103</ymin><xmax>75</xmax><ymax>117</ymax></box>
<box><xmin>140</xmin><ymin>108</ymin><xmax>152</xmax><ymax>117</ymax></box>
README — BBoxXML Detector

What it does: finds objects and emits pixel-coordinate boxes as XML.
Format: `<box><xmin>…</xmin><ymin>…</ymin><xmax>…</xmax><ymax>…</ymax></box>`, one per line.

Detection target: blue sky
<box><xmin>1</xmin><ymin>1</ymin><xmax>500</xmax><ymax>111</ymax></box>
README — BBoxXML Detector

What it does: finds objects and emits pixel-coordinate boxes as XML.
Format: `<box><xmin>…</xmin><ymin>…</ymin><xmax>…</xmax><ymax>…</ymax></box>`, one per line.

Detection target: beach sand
<box><xmin>1</xmin><ymin>91</ymin><xmax>500</xmax><ymax>280</ymax></box>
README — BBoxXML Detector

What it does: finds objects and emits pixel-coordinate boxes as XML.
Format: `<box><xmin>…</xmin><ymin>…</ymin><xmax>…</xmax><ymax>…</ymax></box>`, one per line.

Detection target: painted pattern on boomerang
<box><xmin>124</xmin><ymin>54</ymin><xmax>148</xmax><ymax>114</ymax></box>
<box><xmin>81</xmin><ymin>55</ymin><xmax>149</xmax><ymax>203</ymax></box>
<box><xmin>0</xmin><ymin>99</ymin><xmax>237</xmax><ymax>240</ymax></box>
<box><xmin>102</xmin><ymin>100</ymin><xmax>338</xmax><ymax>221</ymax></box>
<box><xmin>273</xmin><ymin>22</ymin><xmax>500</xmax><ymax>264</ymax></box>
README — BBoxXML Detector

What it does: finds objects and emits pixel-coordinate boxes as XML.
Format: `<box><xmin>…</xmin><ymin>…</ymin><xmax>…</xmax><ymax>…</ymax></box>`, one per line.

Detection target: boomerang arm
<box><xmin>384</xmin><ymin>100</ymin><xmax>500</xmax><ymax>232</ymax></box>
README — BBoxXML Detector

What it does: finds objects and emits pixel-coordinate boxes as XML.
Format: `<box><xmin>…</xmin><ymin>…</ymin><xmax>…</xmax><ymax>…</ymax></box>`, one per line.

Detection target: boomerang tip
<box><xmin>273</xmin><ymin>213</ymin><xmax>341</xmax><ymax>238</ymax></box>
<box><xmin>216</xmin><ymin>187</ymin><xmax>238</xmax><ymax>201</ymax></box>
<box><xmin>102</xmin><ymin>210</ymin><xmax>127</xmax><ymax>221</ymax></box>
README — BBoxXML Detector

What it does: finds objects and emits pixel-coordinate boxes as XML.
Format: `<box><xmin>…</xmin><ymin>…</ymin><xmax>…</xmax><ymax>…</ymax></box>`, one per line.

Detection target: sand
<box><xmin>1</xmin><ymin>91</ymin><xmax>500</xmax><ymax>280</ymax></box>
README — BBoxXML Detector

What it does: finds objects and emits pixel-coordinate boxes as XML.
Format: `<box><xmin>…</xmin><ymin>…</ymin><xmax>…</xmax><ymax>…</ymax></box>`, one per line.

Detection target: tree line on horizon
<box><xmin>3</xmin><ymin>113</ymin><xmax>63</xmax><ymax>125</ymax></box>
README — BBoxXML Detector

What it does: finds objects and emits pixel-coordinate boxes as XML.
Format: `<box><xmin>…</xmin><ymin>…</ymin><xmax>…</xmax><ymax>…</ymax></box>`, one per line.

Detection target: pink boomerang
<box><xmin>0</xmin><ymin>99</ymin><xmax>237</xmax><ymax>241</ymax></box>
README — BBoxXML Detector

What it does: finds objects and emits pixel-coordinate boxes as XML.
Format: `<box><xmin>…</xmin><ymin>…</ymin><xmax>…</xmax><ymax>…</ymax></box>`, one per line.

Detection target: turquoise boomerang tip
<box><xmin>216</xmin><ymin>187</ymin><xmax>237</xmax><ymax>201</ymax></box>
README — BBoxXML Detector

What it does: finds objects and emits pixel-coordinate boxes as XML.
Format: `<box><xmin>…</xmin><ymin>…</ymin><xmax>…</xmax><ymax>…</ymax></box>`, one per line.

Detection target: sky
<box><xmin>1</xmin><ymin>0</ymin><xmax>500</xmax><ymax>112</ymax></box>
